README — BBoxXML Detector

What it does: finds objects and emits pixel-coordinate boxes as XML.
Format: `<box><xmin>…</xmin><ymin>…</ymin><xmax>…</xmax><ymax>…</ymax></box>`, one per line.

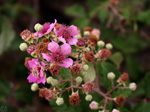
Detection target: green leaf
<box><xmin>132</xmin><ymin>102</ymin><xmax>150</xmax><ymax>112</ymax></box>
<box><xmin>14</xmin><ymin>85</ymin><xmax>34</xmax><ymax>105</ymax></box>
<box><xmin>0</xmin><ymin>78</ymin><xmax>11</xmax><ymax>98</ymax></box>
<box><xmin>144</xmin><ymin>72</ymin><xmax>150</xmax><ymax>98</ymax></box>
<box><xmin>109</xmin><ymin>52</ymin><xmax>124</xmax><ymax>68</ymax></box>
<box><xmin>98</xmin><ymin>8</ymin><xmax>109</xmax><ymax>22</ymax></box>
<box><xmin>119</xmin><ymin>107</ymin><xmax>130</xmax><ymax>112</ymax></box>
<box><xmin>0</xmin><ymin>16</ymin><xmax>15</xmax><ymax>55</ymax></box>
<box><xmin>81</xmin><ymin>63</ymin><xmax>96</xmax><ymax>82</ymax></box>
<box><xmin>19</xmin><ymin>109</ymin><xmax>31</xmax><ymax>112</ymax></box>
<box><xmin>71</xmin><ymin>18</ymin><xmax>89</xmax><ymax>29</ymax></box>
<box><xmin>97</xmin><ymin>62</ymin><xmax>120</xmax><ymax>88</ymax></box>
<box><xmin>136</xmin><ymin>10</ymin><xmax>150</xmax><ymax>24</ymax></box>
<box><xmin>65</xmin><ymin>4</ymin><xmax>86</xmax><ymax>18</ymax></box>
<box><xmin>59</xmin><ymin>67</ymin><xmax>70</xmax><ymax>80</ymax></box>
<box><xmin>112</xmin><ymin>89</ymin><xmax>132</xmax><ymax>98</ymax></box>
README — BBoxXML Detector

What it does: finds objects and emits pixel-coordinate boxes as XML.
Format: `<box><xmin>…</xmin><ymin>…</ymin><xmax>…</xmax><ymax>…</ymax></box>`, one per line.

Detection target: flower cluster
<box><xmin>20</xmin><ymin>19</ymin><xmax>136</xmax><ymax>112</ymax></box>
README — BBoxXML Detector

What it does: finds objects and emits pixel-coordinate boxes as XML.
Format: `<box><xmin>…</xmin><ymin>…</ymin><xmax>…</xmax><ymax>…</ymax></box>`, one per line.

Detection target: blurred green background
<box><xmin>0</xmin><ymin>0</ymin><xmax>150</xmax><ymax>112</ymax></box>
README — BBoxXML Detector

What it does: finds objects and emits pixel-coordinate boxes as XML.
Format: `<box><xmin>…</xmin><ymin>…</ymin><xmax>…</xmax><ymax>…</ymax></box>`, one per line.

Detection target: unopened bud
<box><xmin>31</xmin><ymin>83</ymin><xmax>38</xmax><ymax>91</ymax></box>
<box><xmin>112</xmin><ymin>109</ymin><xmax>120</xmax><ymax>112</ymax></box>
<box><xmin>129</xmin><ymin>83</ymin><xmax>137</xmax><ymax>91</ymax></box>
<box><xmin>106</xmin><ymin>43</ymin><xmax>113</xmax><ymax>50</ymax></box>
<box><xmin>85</xmin><ymin>94</ymin><xmax>92</xmax><ymax>101</ymax></box>
<box><xmin>34</xmin><ymin>23</ymin><xmax>43</xmax><ymax>32</ymax></box>
<box><xmin>89</xmin><ymin>101</ymin><xmax>99</xmax><ymax>110</ymax></box>
<box><xmin>107</xmin><ymin>72</ymin><xmax>115</xmax><ymax>80</ymax></box>
<box><xmin>85</xmin><ymin>47</ymin><xmax>90</xmax><ymax>52</ymax></box>
<box><xmin>47</xmin><ymin>77</ymin><xmax>58</xmax><ymax>86</ymax></box>
<box><xmin>97</xmin><ymin>41</ymin><xmax>105</xmax><ymax>48</ymax></box>
<box><xmin>83</xmin><ymin>64</ymin><xmax>89</xmax><ymax>71</ymax></box>
<box><xmin>19</xmin><ymin>43</ymin><xmax>28</xmax><ymax>51</ymax></box>
<box><xmin>84</xmin><ymin>31</ymin><xmax>90</xmax><ymax>37</ymax></box>
<box><xmin>74</xmin><ymin>34</ymin><xmax>81</xmax><ymax>39</ymax></box>
<box><xmin>76</xmin><ymin>76</ymin><xmax>82</xmax><ymax>85</ymax></box>
<box><xmin>56</xmin><ymin>98</ymin><xmax>64</xmax><ymax>106</ymax></box>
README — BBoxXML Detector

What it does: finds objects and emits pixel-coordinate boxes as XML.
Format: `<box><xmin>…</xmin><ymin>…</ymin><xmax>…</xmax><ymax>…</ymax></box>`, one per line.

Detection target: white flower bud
<box><xmin>97</xmin><ymin>41</ymin><xmax>105</xmax><ymax>48</ymax></box>
<box><xmin>31</xmin><ymin>83</ymin><xmax>38</xmax><ymax>91</ymax></box>
<box><xmin>129</xmin><ymin>82</ymin><xmax>137</xmax><ymax>91</ymax></box>
<box><xmin>112</xmin><ymin>109</ymin><xmax>120</xmax><ymax>112</ymax></box>
<box><xmin>85</xmin><ymin>94</ymin><xmax>92</xmax><ymax>101</ymax></box>
<box><xmin>84</xmin><ymin>31</ymin><xmax>90</xmax><ymax>37</ymax></box>
<box><xmin>107</xmin><ymin>72</ymin><xmax>115</xmax><ymax>80</ymax></box>
<box><xmin>19</xmin><ymin>43</ymin><xmax>28</xmax><ymax>51</ymax></box>
<box><xmin>106</xmin><ymin>43</ymin><xmax>113</xmax><ymax>50</ymax></box>
<box><xmin>89</xmin><ymin>101</ymin><xmax>99</xmax><ymax>110</ymax></box>
<box><xmin>47</xmin><ymin>77</ymin><xmax>58</xmax><ymax>86</ymax></box>
<box><xmin>34</xmin><ymin>23</ymin><xmax>43</xmax><ymax>32</ymax></box>
<box><xmin>56</xmin><ymin>98</ymin><xmax>64</xmax><ymax>106</ymax></box>
<box><xmin>76</xmin><ymin>76</ymin><xmax>82</xmax><ymax>85</ymax></box>
<box><xmin>85</xmin><ymin>47</ymin><xmax>90</xmax><ymax>52</ymax></box>
<box><xmin>83</xmin><ymin>64</ymin><xmax>89</xmax><ymax>71</ymax></box>
<box><xmin>74</xmin><ymin>34</ymin><xmax>81</xmax><ymax>39</ymax></box>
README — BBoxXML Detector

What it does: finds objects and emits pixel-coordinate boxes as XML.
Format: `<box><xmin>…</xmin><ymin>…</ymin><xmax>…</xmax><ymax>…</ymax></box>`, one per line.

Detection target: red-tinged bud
<box><xmin>115</xmin><ymin>95</ymin><xmax>126</xmax><ymax>106</ymax></box>
<box><xmin>70</xmin><ymin>64</ymin><xmax>82</xmax><ymax>74</ymax></box>
<box><xmin>84</xmin><ymin>51</ymin><xmax>95</xmax><ymax>62</ymax></box>
<box><xmin>83</xmin><ymin>27</ymin><xmax>92</xmax><ymax>32</ymax></box>
<box><xmin>76</xmin><ymin>38</ymin><xmax>86</xmax><ymax>48</ymax></box>
<box><xmin>36</xmin><ymin>42</ymin><xmax>48</xmax><ymax>54</ymax></box>
<box><xmin>82</xmin><ymin>82</ymin><xmax>94</xmax><ymax>92</ymax></box>
<box><xmin>88</xmin><ymin>34</ymin><xmax>98</xmax><ymax>47</ymax></box>
<box><xmin>119</xmin><ymin>72</ymin><xmax>129</xmax><ymax>83</ymax></box>
<box><xmin>49</xmin><ymin>63</ymin><xmax>61</xmax><ymax>76</ymax></box>
<box><xmin>39</xmin><ymin>88</ymin><xmax>54</xmax><ymax>101</ymax></box>
<box><xmin>24</xmin><ymin>57</ymin><xmax>32</xmax><ymax>69</ymax></box>
<box><xmin>97</xmin><ymin>49</ymin><xmax>111</xmax><ymax>60</ymax></box>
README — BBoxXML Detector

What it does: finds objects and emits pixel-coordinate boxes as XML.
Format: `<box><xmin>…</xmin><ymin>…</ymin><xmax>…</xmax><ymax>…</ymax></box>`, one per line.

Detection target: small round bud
<box><xmin>85</xmin><ymin>94</ymin><xmax>92</xmax><ymax>101</ymax></box>
<box><xmin>106</xmin><ymin>43</ymin><xmax>113</xmax><ymax>50</ymax></box>
<box><xmin>31</xmin><ymin>83</ymin><xmax>38</xmax><ymax>91</ymax></box>
<box><xmin>56</xmin><ymin>98</ymin><xmax>64</xmax><ymax>106</ymax></box>
<box><xmin>112</xmin><ymin>109</ymin><xmax>120</xmax><ymax>112</ymax></box>
<box><xmin>89</xmin><ymin>101</ymin><xmax>99</xmax><ymax>110</ymax></box>
<box><xmin>107</xmin><ymin>72</ymin><xmax>115</xmax><ymax>80</ymax></box>
<box><xmin>129</xmin><ymin>83</ymin><xmax>137</xmax><ymax>91</ymax></box>
<box><xmin>84</xmin><ymin>31</ymin><xmax>90</xmax><ymax>37</ymax></box>
<box><xmin>19</xmin><ymin>43</ymin><xmax>28</xmax><ymax>51</ymax></box>
<box><xmin>76</xmin><ymin>76</ymin><xmax>83</xmax><ymax>85</ymax></box>
<box><xmin>97</xmin><ymin>41</ymin><xmax>105</xmax><ymax>48</ymax></box>
<box><xmin>34</xmin><ymin>23</ymin><xmax>43</xmax><ymax>32</ymax></box>
<box><xmin>74</xmin><ymin>34</ymin><xmax>81</xmax><ymax>39</ymax></box>
<box><xmin>83</xmin><ymin>64</ymin><xmax>89</xmax><ymax>71</ymax></box>
<box><xmin>85</xmin><ymin>47</ymin><xmax>90</xmax><ymax>52</ymax></box>
<box><xmin>47</xmin><ymin>77</ymin><xmax>58</xmax><ymax>86</ymax></box>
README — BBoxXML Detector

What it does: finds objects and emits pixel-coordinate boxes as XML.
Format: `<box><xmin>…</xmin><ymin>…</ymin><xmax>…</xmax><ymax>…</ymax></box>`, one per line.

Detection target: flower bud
<box><xmin>97</xmin><ymin>41</ymin><xmax>105</xmax><ymax>48</ymax></box>
<box><xmin>112</xmin><ymin>109</ymin><xmax>120</xmax><ymax>112</ymax></box>
<box><xmin>84</xmin><ymin>31</ymin><xmax>90</xmax><ymax>37</ymax></box>
<box><xmin>106</xmin><ymin>43</ymin><xmax>113</xmax><ymax>50</ymax></box>
<box><xmin>82</xmin><ymin>82</ymin><xmax>94</xmax><ymax>92</ymax></box>
<box><xmin>76</xmin><ymin>76</ymin><xmax>82</xmax><ymax>85</ymax></box>
<box><xmin>85</xmin><ymin>94</ymin><xmax>92</xmax><ymax>101</ymax></box>
<box><xmin>34</xmin><ymin>23</ymin><xmax>43</xmax><ymax>32</ymax></box>
<box><xmin>83</xmin><ymin>64</ymin><xmax>89</xmax><ymax>71</ymax></box>
<box><xmin>89</xmin><ymin>101</ymin><xmax>99</xmax><ymax>110</ymax></box>
<box><xmin>47</xmin><ymin>77</ymin><xmax>58</xmax><ymax>86</ymax></box>
<box><xmin>84</xmin><ymin>51</ymin><xmax>95</xmax><ymax>62</ymax></box>
<box><xmin>31</xmin><ymin>83</ymin><xmax>38</xmax><ymax>91</ymax></box>
<box><xmin>69</xmin><ymin>91</ymin><xmax>80</xmax><ymax>105</ymax></box>
<box><xmin>115</xmin><ymin>95</ymin><xmax>126</xmax><ymax>106</ymax></box>
<box><xmin>19</xmin><ymin>43</ymin><xmax>28</xmax><ymax>51</ymax></box>
<box><xmin>129</xmin><ymin>83</ymin><xmax>137</xmax><ymax>91</ymax></box>
<box><xmin>76</xmin><ymin>38</ymin><xmax>86</xmax><ymax>49</ymax></box>
<box><xmin>56</xmin><ymin>98</ymin><xmax>64</xmax><ymax>106</ymax></box>
<box><xmin>85</xmin><ymin>47</ymin><xmax>90</xmax><ymax>52</ymax></box>
<box><xmin>71</xmin><ymin>64</ymin><xmax>82</xmax><ymax>74</ymax></box>
<box><xmin>107</xmin><ymin>72</ymin><xmax>115</xmax><ymax>80</ymax></box>
<box><xmin>74</xmin><ymin>34</ymin><xmax>81</xmax><ymax>39</ymax></box>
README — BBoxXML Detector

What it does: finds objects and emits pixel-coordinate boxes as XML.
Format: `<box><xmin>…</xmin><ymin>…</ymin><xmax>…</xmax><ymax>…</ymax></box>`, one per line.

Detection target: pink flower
<box><xmin>54</xmin><ymin>25</ymin><xmax>78</xmax><ymax>45</ymax></box>
<box><xmin>27</xmin><ymin>59</ymin><xmax>46</xmax><ymax>84</ymax></box>
<box><xmin>91</xmin><ymin>28</ymin><xmax>101</xmax><ymax>38</ymax></box>
<box><xmin>34</xmin><ymin>19</ymin><xmax>57</xmax><ymax>38</ymax></box>
<box><xmin>42</xmin><ymin>41</ymin><xmax>73</xmax><ymax>68</ymax></box>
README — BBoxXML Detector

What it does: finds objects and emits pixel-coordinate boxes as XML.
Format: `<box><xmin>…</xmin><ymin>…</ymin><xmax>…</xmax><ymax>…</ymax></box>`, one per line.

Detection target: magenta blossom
<box><xmin>42</xmin><ymin>41</ymin><xmax>73</xmax><ymax>68</ymax></box>
<box><xmin>54</xmin><ymin>25</ymin><xmax>78</xmax><ymax>45</ymax></box>
<box><xmin>34</xmin><ymin>19</ymin><xmax>57</xmax><ymax>38</ymax></box>
<box><xmin>27</xmin><ymin>59</ymin><xmax>46</xmax><ymax>84</ymax></box>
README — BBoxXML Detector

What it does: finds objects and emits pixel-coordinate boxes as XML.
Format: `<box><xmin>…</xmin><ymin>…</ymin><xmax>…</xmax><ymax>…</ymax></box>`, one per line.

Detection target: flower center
<box><xmin>51</xmin><ymin>51</ymin><xmax>65</xmax><ymax>63</ymax></box>
<box><xmin>32</xmin><ymin>67</ymin><xmax>40</xmax><ymax>78</ymax></box>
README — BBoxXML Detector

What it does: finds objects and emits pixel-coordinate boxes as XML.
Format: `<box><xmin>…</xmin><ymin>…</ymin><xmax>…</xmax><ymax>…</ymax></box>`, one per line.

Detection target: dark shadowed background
<box><xmin>0</xmin><ymin>0</ymin><xmax>150</xmax><ymax>112</ymax></box>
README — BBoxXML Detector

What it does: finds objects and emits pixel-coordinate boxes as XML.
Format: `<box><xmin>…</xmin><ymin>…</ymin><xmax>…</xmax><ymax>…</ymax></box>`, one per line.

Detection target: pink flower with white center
<box><xmin>112</xmin><ymin>109</ymin><xmax>120</xmax><ymax>112</ymax></box>
<box><xmin>54</xmin><ymin>25</ymin><xmax>78</xmax><ymax>45</ymax></box>
<box><xmin>34</xmin><ymin>19</ymin><xmax>57</xmax><ymax>38</ymax></box>
<box><xmin>89</xmin><ymin>101</ymin><xmax>99</xmax><ymax>110</ymax></box>
<box><xmin>27</xmin><ymin>59</ymin><xmax>46</xmax><ymax>84</ymax></box>
<box><xmin>42</xmin><ymin>41</ymin><xmax>73</xmax><ymax>68</ymax></box>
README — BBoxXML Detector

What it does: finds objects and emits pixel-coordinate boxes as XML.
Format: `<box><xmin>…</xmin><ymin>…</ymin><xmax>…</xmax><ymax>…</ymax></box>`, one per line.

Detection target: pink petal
<box><xmin>34</xmin><ymin>32</ymin><xmax>43</xmax><ymax>38</ymax></box>
<box><xmin>28</xmin><ymin>59</ymin><xmax>39</xmax><ymax>69</ymax></box>
<box><xmin>61</xmin><ymin>43</ymin><xmax>71</xmax><ymax>55</ymax></box>
<box><xmin>68</xmin><ymin>37</ymin><xmax>78</xmax><ymax>45</ymax></box>
<box><xmin>42</xmin><ymin>53</ymin><xmax>51</xmax><ymax>62</ymax></box>
<box><xmin>37</xmin><ymin>76</ymin><xmax>46</xmax><ymax>84</ymax></box>
<box><xmin>58</xmin><ymin>36</ymin><xmax>66</xmax><ymax>43</ymax></box>
<box><xmin>48</xmin><ymin>41</ymin><xmax>59</xmax><ymax>52</ymax></box>
<box><xmin>27</xmin><ymin>74</ymin><xmax>38</xmax><ymax>83</ymax></box>
<box><xmin>45</xmin><ymin>19</ymin><xmax>57</xmax><ymax>35</ymax></box>
<box><xmin>58</xmin><ymin>58</ymin><xmax>73</xmax><ymax>68</ymax></box>
<box><xmin>67</xmin><ymin>25</ymin><xmax>78</xmax><ymax>36</ymax></box>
